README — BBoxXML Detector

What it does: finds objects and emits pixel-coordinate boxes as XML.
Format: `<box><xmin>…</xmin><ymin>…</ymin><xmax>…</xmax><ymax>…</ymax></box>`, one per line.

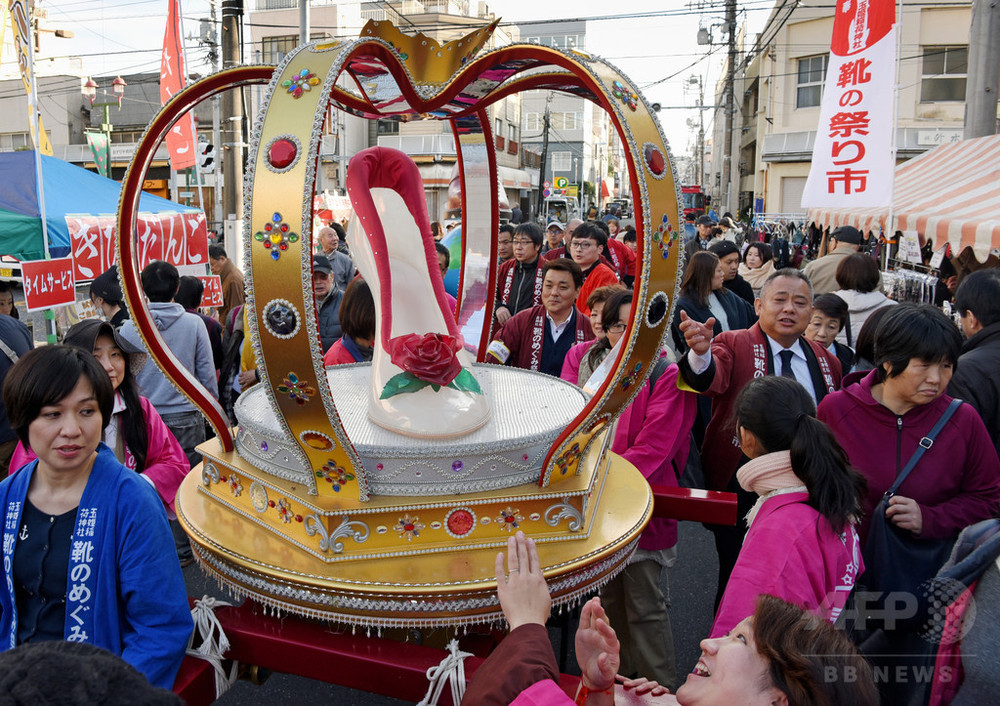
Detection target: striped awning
<box><xmin>807</xmin><ymin>134</ymin><xmax>1000</xmax><ymax>262</ymax></box>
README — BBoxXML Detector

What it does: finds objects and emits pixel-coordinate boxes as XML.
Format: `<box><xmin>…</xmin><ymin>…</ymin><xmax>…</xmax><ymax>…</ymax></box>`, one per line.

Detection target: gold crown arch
<box><xmin>171</xmin><ymin>22</ymin><xmax>683</xmax><ymax>628</ymax></box>
<box><xmin>239</xmin><ymin>23</ymin><xmax>683</xmax><ymax>488</ymax></box>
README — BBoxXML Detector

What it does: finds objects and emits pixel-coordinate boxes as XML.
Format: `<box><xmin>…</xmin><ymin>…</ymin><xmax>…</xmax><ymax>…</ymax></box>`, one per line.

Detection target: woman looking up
<box><xmin>461</xmin><ymin>531</ymin><xmax>879</xmax><ymax>706</ymax></box>
<box><xmin>0</xmin><ymin>345</ymin><xmax>191</xmax><ymax>688</ymax></box>
<box><xmin>710</xmin><ymin>375</ymin><xmax>866</xmax><ymax>638</ymax></box>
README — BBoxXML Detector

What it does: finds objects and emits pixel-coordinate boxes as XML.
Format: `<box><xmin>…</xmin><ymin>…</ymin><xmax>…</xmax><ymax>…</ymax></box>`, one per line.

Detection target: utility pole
<box><xmin>964</xmin><ymin>0</ymin><xmax>1000</xmax><ymax>139</ymax></box>
<box><xmin>210</xmin><ymin>0</ymin><xmax>223</xmax><ymax>229</ymax></box>
<box><xmin>299</xmin><ymin>0</ymin><xmax>310</xmax><ymax>46</ymax></box>
<box><xmin>535</xmin><ymin>98</ymin><xmax>551</xmax><ymax>221</ymax></box>
<box><xmin>221</xmin><ymin>0</ymin><xmax>243</xmax><ymax>251</ymax></box>
<box><xmin>721</xmin><ymin>0</ymin><xmax>737</xmax><ymax>213</ymax></box>
<box><xmin>695</xmin><ymin>77</ymin><xmax>706</xmax><ymax>185</ymax></box>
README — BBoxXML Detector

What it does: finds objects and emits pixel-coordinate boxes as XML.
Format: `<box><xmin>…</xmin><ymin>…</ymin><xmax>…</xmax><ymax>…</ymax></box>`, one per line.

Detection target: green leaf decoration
<box><xmin>380</xmin><ymin>372</ymin><xmax>430</xmax><ymax>399</ymax></box>
<box><xmin>448</xmin><ymin>369</ymin><xmax>483</xmax><ymax>395</ymax></box>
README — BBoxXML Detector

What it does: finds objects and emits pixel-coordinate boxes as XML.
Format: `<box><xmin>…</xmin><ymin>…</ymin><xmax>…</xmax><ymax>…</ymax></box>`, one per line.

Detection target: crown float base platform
<box><xmin>177</xmin><ymin>447</ymin><xmax>651</xmax><ymax>628</ymax></box>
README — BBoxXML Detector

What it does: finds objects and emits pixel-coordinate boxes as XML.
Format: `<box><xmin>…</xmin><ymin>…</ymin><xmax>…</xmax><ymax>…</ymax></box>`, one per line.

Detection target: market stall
<box><xmin>0</xmin><ymin>150</ymin><xmax>208</xmax><ymax>275</ymax></box>
<box><xmin>807</xmin><ymin>134</ymin><xmax>1000</xmax><ymax>263</ymax></box>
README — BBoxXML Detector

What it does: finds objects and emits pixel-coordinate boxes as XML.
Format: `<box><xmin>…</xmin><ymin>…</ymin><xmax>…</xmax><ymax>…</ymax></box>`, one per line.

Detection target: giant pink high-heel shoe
<box><xmin>344</xmin><ymin>146</ymin><xmax>490</xmax><ymax>438</ymax></box>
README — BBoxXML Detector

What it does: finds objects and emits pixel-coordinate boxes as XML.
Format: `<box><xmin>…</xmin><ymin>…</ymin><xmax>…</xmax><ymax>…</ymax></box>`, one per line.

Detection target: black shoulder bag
<box><xmin>862</xmin><ymin>398</ymin><xmax>962</xmax><ymax>609</ymax></box>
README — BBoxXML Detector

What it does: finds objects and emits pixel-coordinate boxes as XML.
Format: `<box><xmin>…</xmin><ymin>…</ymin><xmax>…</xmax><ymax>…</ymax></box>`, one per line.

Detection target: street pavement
<box><xmin>181</xmin><ymin>519</ymin><xmax>718</xmax><ymax>704</ymax></box>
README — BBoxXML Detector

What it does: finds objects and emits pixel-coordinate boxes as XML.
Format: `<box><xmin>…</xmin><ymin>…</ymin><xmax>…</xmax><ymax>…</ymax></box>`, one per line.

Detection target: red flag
<box><xmin>160</xmin><ymin>0</ymin><xmax>196</xmax><ymax>170</ymax></box>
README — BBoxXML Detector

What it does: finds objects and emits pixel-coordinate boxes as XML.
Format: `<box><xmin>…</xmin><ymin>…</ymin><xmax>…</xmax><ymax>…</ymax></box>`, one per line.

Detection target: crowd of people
<box><xmin>480</xmin><ymin>209</ymin><xmax>1000</xmax><ymax>705</ymax></box>
<box><xmin>0</xmin><ymin>198</ymin><xmax>999</xmax><ymax>704</ymax></box>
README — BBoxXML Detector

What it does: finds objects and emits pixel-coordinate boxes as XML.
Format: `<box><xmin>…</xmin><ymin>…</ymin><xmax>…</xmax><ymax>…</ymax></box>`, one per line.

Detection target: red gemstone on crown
<box><xmin>446</xmin><ymin>509</ymin><xmax>475</xmax><ymax>537</ymax></box>
<box><xmin>644</xmin><ymin>145</ymin><xmax>665</xmax><ymax>176</ymax></box>
<box><xmin>268</xmin><ymin>138</ymin><xmax>298</xmax><ymax>169</ymax></box>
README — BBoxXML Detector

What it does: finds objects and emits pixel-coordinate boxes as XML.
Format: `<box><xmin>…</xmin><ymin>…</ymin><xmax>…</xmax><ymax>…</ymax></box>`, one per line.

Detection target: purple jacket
<box><xmin>818</xmin><ymin>371</ymin><xmax>1000</xmax><ymax>542</ymax></box>
<box><xmin>611</xmin><ymin>363</ymin><xmax>696</xmax><ymax>550</ymax></box>
<box><xmin>710</xmin><ymin>491</ymin><xmax>863</xmax><ymax>638</ymax></box>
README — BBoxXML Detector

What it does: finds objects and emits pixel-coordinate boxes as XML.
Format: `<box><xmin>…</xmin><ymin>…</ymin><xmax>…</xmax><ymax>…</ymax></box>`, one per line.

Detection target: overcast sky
<box><xmin>45</xmin><ymin>0</ymin><xmax>776</xmax><ymax>160</ymax></box>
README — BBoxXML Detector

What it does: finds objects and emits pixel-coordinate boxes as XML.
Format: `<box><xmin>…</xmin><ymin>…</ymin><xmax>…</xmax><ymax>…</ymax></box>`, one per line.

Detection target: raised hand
<box><xmin>495</xmin><ymin>530</ymin><xmax>551</xmax><ymax>630</ymax></box>
<box><xmin>678</xmin><ymin>311</ymin><xmax>716</xmax><ymax>356</ymax></box>
<box><xmin>575</xmin><ymin>597</ymin><xmax>620</xmax><ymax>694</ymax></box>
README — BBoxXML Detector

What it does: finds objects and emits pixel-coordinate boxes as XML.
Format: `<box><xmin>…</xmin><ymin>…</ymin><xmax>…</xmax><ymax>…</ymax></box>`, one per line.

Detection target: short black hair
<box><xmin>140</xmin><ymin>261</ymin><xmax>180</xmax><ymax>303</ymax></box>
<box><xmin>175</xmin><ymin>275</ymin><xmax>204</xmax><ymax>311</ymax></box>
<box><xmin>513</xmin><ymin>222</ymin><xmax>543</xmax><ymax>248</ymax></box>
<box><xmin>3</xmin><ymin>345</ymin><xmax>114</xmax><ymax>448</ymax></box>
<box><xmin>708</xmin><ymin>240</ymin><xmax>740</xmax><ymax>260</ymax></box>
<box><xmin>338</xmin><ymin>277</ymin><xmax>376</xmax><ymax>342</ymax></box>
<box><xmin>621</xmin><ymin>226</ymin><xmax>637</xmax><ymax>244</ymax></box>
<box><xmin>811</xmin><ymin>293</ymin><xmax>849</xmax><ymax>330</ymax></box>
<box><xmin>874</xmin><ymin>303</ymin><xmax>961</xmax><ymax>381</ymax></box>
<box><xmin>434</xmin><ymin>241</ymin><xmax>450</xmax><ymax>270</ymax></box>
<box><xmin>89</xmin><ymin>266</ymin><xmax>124</xmax><ymax>308</ymax></box>
<box><xmin>498</xmin><ymin>224</ymin><xmax>515</xmax><ymax>236</ymax></box>
<box><xmin>208</xmin><ymin>244</ymin><xmax>227</xmax><ymax>260</ymax></box>
<box><xmin>330</xmin><ymin>221</ymin><xmax>347</xmax><ymax>239</ymax></box>
<box><xmin>542</xmin><ymin>258</ymin><xmax>584</xmax><ymax>289</ymax></box>
<box><xmin>954</xmin><ymin>269</ymin><xmax>1000</xmax><ymax>327</ymax></box>
<box><xmin>745</xmin><ymin>242</ymin><xmax>772</xmax><ymax>264</ymax></box>
<box><xmin>835</xmin><ymin>253</ymin><xmax>880</xmax><ymax>293</ymax></box>
<box><xmin>571</xmin><ymin>222</ymin><xmax>608</xmax><ymax>250</ymax></box>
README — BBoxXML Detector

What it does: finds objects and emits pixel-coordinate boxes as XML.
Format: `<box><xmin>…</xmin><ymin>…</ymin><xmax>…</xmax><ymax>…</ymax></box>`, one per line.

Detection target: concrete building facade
<box><xmin>711</xmin><ymin>1</ymin><xmax>975</xmax><ymax>220</ymax></box>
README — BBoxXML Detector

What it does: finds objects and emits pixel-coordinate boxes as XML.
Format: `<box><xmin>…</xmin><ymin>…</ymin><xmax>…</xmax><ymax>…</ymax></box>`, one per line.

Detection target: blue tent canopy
<box><xmin>0</xmin><ymin>151</ymin><xmax>204</xmax><ymax>261</ymax></box>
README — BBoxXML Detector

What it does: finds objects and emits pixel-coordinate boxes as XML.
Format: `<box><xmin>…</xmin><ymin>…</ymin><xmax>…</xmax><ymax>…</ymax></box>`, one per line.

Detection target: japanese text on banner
<box><xmin>801</xmin><ymin>0</ymin><xmax>897</xmax><ymax>210</ymax></box>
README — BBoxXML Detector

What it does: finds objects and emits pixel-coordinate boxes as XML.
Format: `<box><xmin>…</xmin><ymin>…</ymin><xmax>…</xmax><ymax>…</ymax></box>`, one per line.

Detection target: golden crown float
<box><xmin>117</xmin><ymin>20</ymin><xmax>684</xmax><ymax>630</ymax></box>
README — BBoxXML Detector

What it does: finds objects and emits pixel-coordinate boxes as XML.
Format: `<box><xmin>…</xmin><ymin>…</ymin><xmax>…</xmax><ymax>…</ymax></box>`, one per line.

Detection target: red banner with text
<box><xmin>198</xmin><ymin>275</ymin><xmax>224</xmax><ymax>308</ymax></box>
<box><xmin>22</xmin><ymin>256</ymin><xmax>76</xmax><ymax>311</ymax></box>
<box><xmin>801</xmin><ymin>0</ymin><xmax>897</xmax><ymax>210</ymax></box>
<box><xmin>66</xmin><ymin>211</ymin><xmax>209</xmax><ymax>280</ymax></box>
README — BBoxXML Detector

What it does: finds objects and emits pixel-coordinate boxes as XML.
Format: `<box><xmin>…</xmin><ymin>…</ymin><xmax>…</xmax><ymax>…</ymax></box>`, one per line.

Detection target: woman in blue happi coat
<box><xmin>0</xmin><ymin>345</ymin><xmax>192</xmax><ymax>689</ymax></box>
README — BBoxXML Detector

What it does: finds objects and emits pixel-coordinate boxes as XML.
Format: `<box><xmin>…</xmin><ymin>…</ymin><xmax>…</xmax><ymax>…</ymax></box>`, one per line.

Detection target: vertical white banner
<box><xmin>802</xmin><ymin>0</ymin><xmax>897</xmax><ymax>209</ymax></box>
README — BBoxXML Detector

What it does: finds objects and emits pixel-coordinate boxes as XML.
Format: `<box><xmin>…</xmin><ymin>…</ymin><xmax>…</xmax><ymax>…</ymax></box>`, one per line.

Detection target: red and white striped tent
<box><xmin>807</xmin><ymin>134</ymin><xmax>1000</xmax><ymax>261</ymax></box>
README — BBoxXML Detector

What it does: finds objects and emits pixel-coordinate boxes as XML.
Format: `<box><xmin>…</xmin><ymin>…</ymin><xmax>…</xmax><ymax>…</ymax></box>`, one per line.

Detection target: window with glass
<box><xmin>262</xmin><ymin>35</ymin><xmax>298</xmax><ymax>65</ymax></box>
<box><xmin>921</xmin><ymin>46</ymin><xmax>968</xmax><ymax>102</ymax></box>
<box><xmin>525</xmin><ymin>113</ymin><xmax>540</xmax><ymax>131</ymax></box>
<box><xmin>796</xmin><ymin>54</ymin><xmax>828</xmax><ymax>108</ymax></box>
<box><xmin>550</xmin><ymin>112</ymin><xmax>579</xmax><ymax>130</ymax></box>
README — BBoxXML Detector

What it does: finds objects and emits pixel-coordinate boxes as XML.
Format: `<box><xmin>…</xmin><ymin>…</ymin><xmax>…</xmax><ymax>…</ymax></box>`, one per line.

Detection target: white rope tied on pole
<box><xmin>416</xmin><ymin>638</ymin><xmax>474</xmax><ymax>706</ymax></box>
<box><xmin>185</xmin><ymin>595</ymin><xmax>239</xmax><ymax>698</ymax></box>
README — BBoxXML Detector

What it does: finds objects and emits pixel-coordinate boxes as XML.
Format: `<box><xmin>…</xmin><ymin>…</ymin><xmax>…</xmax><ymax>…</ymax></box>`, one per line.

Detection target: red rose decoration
<box><xmin>386</xmin><ymin>333</ymin><xmax>463</xmax><ymax>386</ymax></box>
